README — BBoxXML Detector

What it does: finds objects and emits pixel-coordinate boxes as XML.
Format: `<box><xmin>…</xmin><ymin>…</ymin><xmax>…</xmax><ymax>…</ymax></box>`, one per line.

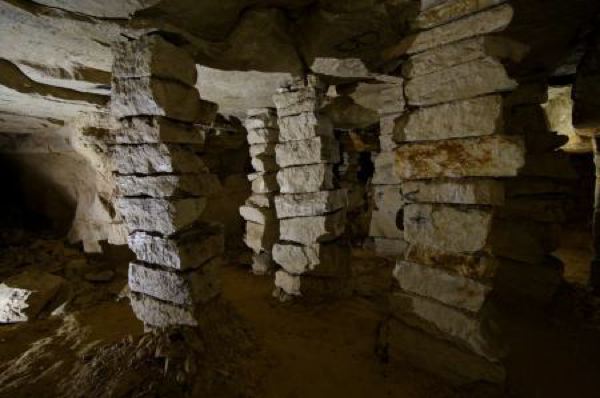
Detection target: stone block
<box><xmin>116</xmin><ymin>173</ymin><xmax>221</xmax><ymax>198</ymax></box>
<box><xmin>249</xmin><ymin>143</ymin><xmax>276</xmax><ymax>158</ymax></box>
<box><xmin>244</xmin><ymin>221</ymin><xmax>278</xmax><ymax>253</ymax></box>
<box><xmin>275</xmin><ymin>189</ymin><xmax>347</xmax><ymax>218</ymax></box>
<box><xmin>245</xmin><ymin>108</ymin><xmax>278</xmax><ymax>130</ymax></box>
<box><xmin>272</xmin><ymin>242</ymin><xmax>350</xmax><ymax>276</ymax></box>
<box><xmin>277</xmin><ymin>164</ymin><xmax>335</xmax><ymax>193</ymax></box>
<box><xmin>275</xmin><ymin>136</ymin><xmax>340</xmax><ymax>168</ymax></box>
<box><xmin>274</xmin><ymin>270</ymin><xmax>350</xmax><ymax>298</ymax></box>
<box><xmin>370</xmin><ymin>185</ymin><xmax>405</xmax><ymax>239</ymax></box>
<box><xmin>111</xmin><ymin>144</ymin><xmax>206</xmax><ymax>175</ymax></box>
<box><xmin>395</xmin><ymin>135</ymin><xmax>525</xmax><ymax>180</ymax></box>
<box><xmin>130</xmin><ymin>291</ymin><xmax>198</xmax><ymax>327</ymax></box>
<box><xmin>0</xmin><ymin>271</ymin><xmax>64</xmax><ymax>323</ymax></box>
<box><xmin>248</xmin><ymin>172</ymin><xmax>279</xmax><ymax>194</ymax></box>
<box><xmin>113</xmin><ymin>35</ymin><xmax>197</xmax><ymax>86</ymax></box>
<box><xmin>404</xmin><ymin>204</ymin><xmax>493</xmax><ymax>253</ymax></box>
<box><xmin>402</xmin><ymin>179</ymin><xmax>504</xmax><ymax>205</ymax></box>
<box><xmin>384</xmin><ymin>320</ymin><xmax>505</xmax><ymax>385</ymax></box>
<box><xmin>373</xmin><ymin>238</ymin><xmax>409</xmax><ymax>258</ymax></box>
<box><xmin>393</xmin><ymin>261</ymin><xmax>492</xmax><ymax>313</ymax></box>
<box><xmin>128</xmin><ymin>223</ymin><xmax>224</xmax><ymax>270</ymax></box>
<box><xmin>114</xmin><ymin>117</ymin><xmax>206</xmax><ymax>145</ymax></box>
<box><xmin>385</xmin><ymin>4</ymin><xmax>514</xmax><ymax>57</ymax></box>
<box><xmin>404</xmin><ymin>244</ymin><xmax>499</xmax><ymax>281</ymax></box>
<box><xmin>116</xmin><ymin>197</ymin><xmax>207</xmax><ymax>236</ymax></box>
<box><xmin>239</xmin><ymin>205</ymin><xmax>277</xmax><ymax>225</ymax></box>
<box><xmin>405</xmin><ymin>58</ymin><xmax>517</xmax><ymax>106</ymax></box>
<box><xmin>372</xmin><ymin>152</ymin><xmax>403</xmax><ymax>185</ymax></box>
<box><xmin>245</xmin><ymin>193</ymin><xmax>275</xmax><ymax>208</ymax></box>
<box><xmin>279</xmin><ymin>210</ymin><xmax>346</xmax><ymax>245</ymax></box>
<box><xmin>399</xmin><ymin>95</ymin><xmax>504</xmax><ymax>142</ymax></box>
<box><xmin>128</xmin><ymin>259</ymin><xmax>220</xmax><ymax>306</ymax></box>
<box><xmin>111</xmin><ymin>77</ymin><xmax>203</xmax><ymax>122</ymax></box>
<box><xmin>403</xmin><ymin>36</ymin><xmax>526</xmax><ymax>78</ymax></box>
<box><xmin>414</xmin><ymin>0</ymin><xmax>508</xmax><ymax>30</ymax></box>
<box><xmin>278</xmin><ymin>113</ymin><xmax>333</xmax><ymax>142</ymax></box>
<box><xmin>273</xmin><ymin>85</ymin><xmax>322</xmax><ymax>117</ymax></box>
<box><xmin>390</xmin><ymin>291</ymin><xmax>504</xmax><ymax>361</ymax></box>
<box><xmin>251</xmin><ymin>252</ymin><xmax>275</xmax><ymax>275</ymax></box>
<box><xmin>247</xmin><ymin>128</ymin><xmax>279</xmax><ymax>145</ymax></box>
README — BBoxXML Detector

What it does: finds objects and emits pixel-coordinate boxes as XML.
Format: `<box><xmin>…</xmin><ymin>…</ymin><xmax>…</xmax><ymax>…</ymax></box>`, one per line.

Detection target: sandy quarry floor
<box><xmin>0</xmin><ymin>230</ymin><xmax>599</xmax><ymax>397</ymax></box>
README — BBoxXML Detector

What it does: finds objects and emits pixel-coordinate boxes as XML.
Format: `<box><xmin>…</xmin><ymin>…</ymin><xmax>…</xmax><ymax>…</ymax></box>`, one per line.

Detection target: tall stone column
<box><xmin>109</xmin><ymin>34</ymin><xmax>224</xmax><ymax>328</ymax></box>
<box><xmin>240</xmin><ymin>108</ymin><xmax>280</xmax><ymax>275</ymax></box>
<box><xmin>271</xmin><ymin>76</ymin><xmax>350</xmax><ymax>299</ymax></box>
<box><xmin>379</xmin><ymin>2</ymin><xmax>573</xmax><ymax>385</ymax></box>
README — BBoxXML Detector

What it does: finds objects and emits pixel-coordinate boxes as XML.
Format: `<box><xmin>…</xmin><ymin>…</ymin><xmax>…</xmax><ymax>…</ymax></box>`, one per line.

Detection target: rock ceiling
<box><xmin>0</xmin><ymin>0</ymin><xmax>598</xmax><ymax>135</ymax></box>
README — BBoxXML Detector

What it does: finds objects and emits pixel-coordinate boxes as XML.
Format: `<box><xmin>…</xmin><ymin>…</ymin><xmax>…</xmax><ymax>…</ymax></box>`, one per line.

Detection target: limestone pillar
<box><xmin>109</xmin><ymin>34</ymin><xmax>224</xmax><ymax>328</ymax></box>
<box><xmin>240</xmin><ymin>108</ymin><xmax>280</xmax><ymax>274</ymax></box>
<box><xmin>379</xmin><ymin>2</ymin><xmax>573</xmax><ymax>385</ymax></box>
<box><xmin>271</xmin><ymin>76</ymin><xmax>350</xmax><ymax>299</ymax></box>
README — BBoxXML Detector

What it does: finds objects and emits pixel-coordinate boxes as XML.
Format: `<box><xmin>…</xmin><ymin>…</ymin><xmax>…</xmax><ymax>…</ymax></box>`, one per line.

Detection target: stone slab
<box><xmin>248</xmin><ymin>172</ymin><xmax>279</xmax><ymax>194</ymax></box>
<box><xmin>275</xmin><ymin>136</ymin><xmax>340</xmax><ymax>168</ymax></box>
<box><xmin>414</xmin><ymin>0</ymin><xmax>508</xmax><ymax>30</ymax></box>
<box><xmin>128</xmin><ymin>223</ymin><xmax>224</xmax><ymax>270</ymax></box>
<box><xmin>275</xmin><ymin>189</ymin><xmax>347</xmax><ymax>219</ymax></box>
<box><xmin>244</xmin><ymin>221</ymin><xmax>279</xmax><ymax>254</ymax></box>
<box><xmin>395</xmin><ymin>135</ymin><xmax>525</xmax><ymax>180</ymax></box>
<box><xmin>245</xmin><ymin>108</ymin><xmax>278</xmax><ymax>130</ymax></box>
<box><xmin>405</xmin><ymin>57</ymin><xmax>517</xmax><ymax>106</ymax></box>
<box><xmin>111</xmin><ymin>144</ymin><xmax>207</xmax><ymax>175</ymax></box>
<box><xmin>114</xmin><ymin>117</ymin><xmax>206</xmax><ymax>145</ymax></box>
<box><xmin>393</xmin><ymin>261</ymin><xmax>492</xmax><ymax>313</ymax></box>
<box><xmin>249</xmin><ymin>143</ymin><xmax>276</xmax><ymax>158</ymax></box>
<box><xmin>130</xmin><ymin>291</ymin><xmax>198</xmax><ymax>327</ymax></box>
<box><xmin>116</xmin><ymin>197</ymin><xmax>207</xmax><ymax>236</ymax></box>
<box><xmin>373</xmin><ymin>238</ymin><xmax>409</xmax><ymax>258</ymax></box>
<box><xmin>277</xmin><ymin>164</ymin><xmax>335</xmax><ymax>193</ymax></box>
<box><xmin>279</xmin><ymin>210</ymin><xmax>346</xmax><ymax>245</ymax></box>
<box><xmin>402</xmin><ymin>179</ymin><xmax>504</xmax><ymax>205</ymax></box>
<box><xmin>116</xmin><ymin>173</ymin><xmax>221</xmax><ymax>198</ymax></box>
<box><xmin>278</xmin><ymin>112</ymin><xmax>334</xmax><ymax>142</ymax></box>
<box><xmin>239</xmin><ymin>205</ymin><xmax>277</xmax><ymax>225</ymax></box>
<box><xmin>251</xmin><ymin>154</ymin><xmax>278</xmax><ymax>173</ymax></box>
<box><xmin>247</xmin><ymin>128</ymin><xmax>279</xmax><ymax>145</ymax></box>
<box><xmin>272</xmin><ymin>242</ymin><xmax>350</xmax><ymax>277</ymax></box>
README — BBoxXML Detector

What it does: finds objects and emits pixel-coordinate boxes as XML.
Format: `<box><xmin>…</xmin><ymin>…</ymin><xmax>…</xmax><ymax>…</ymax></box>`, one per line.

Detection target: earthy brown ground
<box><xmin>0</xmin><ymin>230</ymin><xmax>599</xmax><ymax>397</ymax></box>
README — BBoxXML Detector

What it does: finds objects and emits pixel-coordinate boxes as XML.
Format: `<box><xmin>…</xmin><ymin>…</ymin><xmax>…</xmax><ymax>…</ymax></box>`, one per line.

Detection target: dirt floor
<box><xmin>0</xmin><ymin>230</ymin><xmax>600</xmax><ymax>397</ymax></box>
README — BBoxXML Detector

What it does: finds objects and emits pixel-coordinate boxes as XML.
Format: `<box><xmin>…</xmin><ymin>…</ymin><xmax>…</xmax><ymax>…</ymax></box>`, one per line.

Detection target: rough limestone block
<box><xmin>130</xmin><ymin>292</ymin><xmax>197</xmax><ymax>327</ymax></box>
<box><xmin>248</xmin><ymin>172</ymin><xmax>279</xmax><ymax>194</ymax></box>
<box><xmin>251</xmin><ymin>251</ymin><xmax>274</xmax><ymax>275</ymax></box>
<box><xmin>372</xmin><ymin>152</ymin><xmax>403</xmax><ymax>185</ymax></box>
<box><xmin>272</xmin><ymin>242</ymin><xmax>350</xmax><ymax>276</ymax></box>
<box><xmin>251</xmin><ymin>155</ymin><xmax>278</xmax><ymax>172</ymax></box>
<box><xmin>384</xmin><ymin>320</ymin><xmax>505</xmax><ymax>385</ymax></box>
<box><xmin>405</xmin><ymin>58</ymin><xmax>517</xmax><ymax>106</ymax></box>
<box><xmin>380</xmin><ymin>114</ymin><xmax>403</xmax><ymax>137</ymax></box>
<box><xmin>116</xmin><ymin>198</ymin><xmax>207</xmax><ymax>236</ymax></box>
<box><xmin>370</xmin><ymin>185</ymin><xmax>405</xmax><ymax>239</ymax></box>
<box><xmin>414</xmin><ymin>0</ymin><xmax>507</xmax><ymax>29</ymax></box>
<box><xmin>395</xmin><ymin>135</ymin><xmax>525</xmax><ymax>180</ymax></box>
<box><xmin>244</xmin><ymin>221</ymin><xmax>278</xmax><ymax>254</ymax></box>
<box><xmin>373</xmin><ymin>238</ymin><xmax>409</xmax><ymax>258</ymax></box>
<box><xmin>275</xmin><ymin>189</ymin><xmax>347</xmax><ymax>219</ymax></box>
<box><xmin>379</xmin><ymin>135</ymin><xmax>398</xmax><ymax>152</ymax></box>
<box><xmin>386</xmin><ymin>4</ymin><xmax>514</xmax><ymax>57</ymax></box>
<box><xmin>278</xmin><ymin>113</ymin><xmax>333</xmax><ymax>142</ymax></box>
<box><xmin>114</xmin><ymin>117</ymin><xmax>206</xmax><ymax>145</ymax></box>
<box><xmin>247</xmin><ymin>128</ymin><xmax>279</xmax><ymax>145</ymax></box>
<box><xmin>113</xmin><ymin>35</ymin><xmax>197</xmax><ymax>86</ymax></box>
<box><xmin>390</xmin><ymin>292</ymin><xmax>503</xmax><ymax>361</ymax></box>
<box><xmin>245</xmin><ymin>193</ymin><xmax>275</xmax><ymax>208</ymax></box>
<box><xmin>273</xmin><ymin>80</ymin><xmax>323</xmax><ymax>117</ymax></box>
<box><xmin>128</xmin><ymin>223</ymin><xmax>224</xmax><ymax>270</ymax></box>
<box><xmin>278</xmin><ymin>164</ymin><xmax>335</xmax><ymax>193</ymax></box>
<box><xmin>275</xmin><ymin>136</ymin><xmax>340</xmax><ymax>168</ymax></box>
<box><xmin>405</xmin><ymin>244</ymin><xmax>499</xmax><ymax>281</ymax></box>
<box><xmin>128</xmin><ymin>259</ymin><xmax>219</xmax><ymax>306</ymax></box>
<box><xmin>111</xmin><ymin>144</ymin><xmax>207</xmax><ymax>175</ymax></box>
<box><xmin>274</xmin><ymin>270</ymin><xmax>350</xmax><ymax>297</ymax></box>
<box><xmin>111</xmin><ymin>77</ymin><xmax>203</xmax><ymax>122</ymax></box>
<box><xmin>279</xmin><ymin>210</ymin><xmax>346</xmax><ymax>245</ymax></box>
<box><xmin>490</xmin><ymin>218</ymin><xmax>561</xmax><ymax>264</ymax></box>
<box><xmin>404</xmin><ymin>204</ymin><xmax>493</xmax><ymax>253</ymax></box>
<box><xmin>0</xmin><ymin>271</ymin><xmax>64</xmax><ymax>323</ymax></box>
<box><xmin>393</xmin><ymin>261</ymin><xmax>492</xmax><ymax>313</ymax></box>
<box><xmin>399</xmin><ymin>96</ymin><xmax>504</xmax><ymax>142</ymax></box>
<box><xmin>402</xmin><ymin>179</ymin><xmax>504</xmax><ymax>205</ymax></box>
<box><xmin>116</xmin><ymin>173</ymin><xmax>221</xmax><ymax>198</ymax></box>
<box><xmin>403</xmin><ymin>33</ymin><xmax>526</xmax><ymax>78</ymax></box>
<box><xmin>239</xmin><ymin>205</ymin><xmax>277</xmax><ymax>225</ymax></box>
<box><xmin>245</xmin><ymin>108</ymin><xmax>278</xmax><ymax>130</ymax></box>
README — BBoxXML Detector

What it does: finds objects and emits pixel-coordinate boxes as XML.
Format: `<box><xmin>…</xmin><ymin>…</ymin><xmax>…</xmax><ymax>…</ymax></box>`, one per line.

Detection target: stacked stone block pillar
<box><xmin>271</xmin><ymin>76</ymin><xmax>351</xmax><ymax>298</ymax></box>
<box><xmin>379</xmin><ymin>1</ymin><xmax>572</xmax><ymax>385</ymax></box>
<box><xmin>109</xmin><ymin>34</ymin><xmax>224</xmax><ymax>328</ymax></box>
<box><xmin>240</xmin><ymin>108</ymin><xmax>280</xmax><ymax>275</ymax></box>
